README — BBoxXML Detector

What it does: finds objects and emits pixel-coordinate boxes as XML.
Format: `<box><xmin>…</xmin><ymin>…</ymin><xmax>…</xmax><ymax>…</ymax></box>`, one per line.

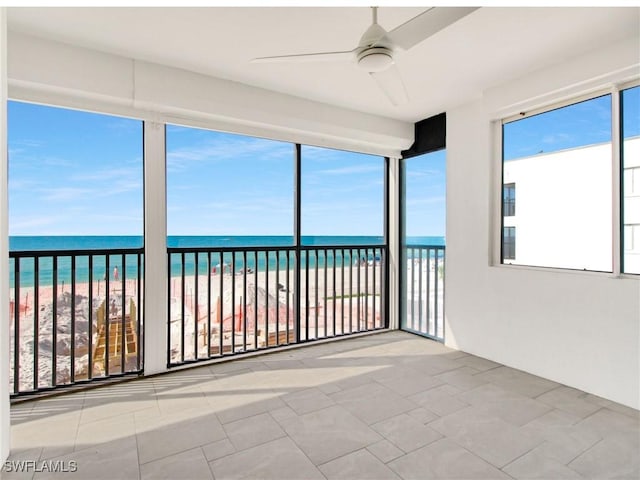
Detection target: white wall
<box><xmin>503</xmin><ymin>143</ymin><xmax>614</xmax><ymax>271</ymax></box>
<box><xmin>446</xmin><ymin>37</ymin><xmax>640</xmax><ymax>409</ymax></box>
<box><xmin>0</xmin><ymin>8</ymin><xmax>10</xmax><ymax>464</ymax></box>
<box><xmin>7</xmin><ymin>32</ymin><xmax>413</xmax><ymax>158</ymax></box>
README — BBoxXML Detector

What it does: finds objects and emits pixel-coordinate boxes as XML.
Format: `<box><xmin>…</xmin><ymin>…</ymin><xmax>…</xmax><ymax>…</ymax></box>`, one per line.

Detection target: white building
<box><xmin>502</xmin><ymin>137</ymin><xmax>640</xmax><ymax>272</ymax></box>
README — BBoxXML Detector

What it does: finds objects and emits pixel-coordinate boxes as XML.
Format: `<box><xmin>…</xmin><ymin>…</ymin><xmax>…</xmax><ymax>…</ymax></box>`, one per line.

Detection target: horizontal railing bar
<box><xmin>168</xmin><ymin>245</ymin><xmax>295</xmax><ymax>254</ymax></box>
<box><xmin>168</xmin><ymin>244</ymin><xmax>386</xmax><ymax>254</ymax></box>
<box><xmin>166</xmin><ymin>326</ymin><xmax>388</xmax><ymax>369</ymax></box>
<box><xmin>9</xmin><ymin>247</ymin><xmax>144</xmax><ymax>258</ymax></box>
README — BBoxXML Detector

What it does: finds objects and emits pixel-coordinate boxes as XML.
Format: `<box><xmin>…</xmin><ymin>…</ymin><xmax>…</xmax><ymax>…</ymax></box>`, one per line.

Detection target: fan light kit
<box><xmin>357</xmin><ymin>47</ymin><xmax>393</xmax><ymax>73</ymax></box>
<box><xmin>251</xmin><ymin>6</ymin><xmax>478</xmax><ymax>106</ymax></box>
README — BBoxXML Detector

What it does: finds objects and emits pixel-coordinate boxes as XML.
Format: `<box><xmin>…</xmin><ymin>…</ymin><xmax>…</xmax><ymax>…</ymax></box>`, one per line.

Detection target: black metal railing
<box><xmin>167</xmin><ymin>244</ymin><xmax>387</xmax><ymax>367</ymax></box>
<box><xmin>404</xmin><ymin>245</ymin><xmax>445</xmax><ymax>341</ymax></box>
<box><xmin>9</xmin><ymin>248</ymin><xmax>144</xmax><ymax>396</ymax></box>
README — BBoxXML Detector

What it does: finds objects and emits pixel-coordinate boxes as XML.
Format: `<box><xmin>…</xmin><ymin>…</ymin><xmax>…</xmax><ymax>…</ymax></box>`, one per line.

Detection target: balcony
<box><xmin>6</xmin><ymin>331</ymin><xmax>639</xmax><ymax>479</ymax></box>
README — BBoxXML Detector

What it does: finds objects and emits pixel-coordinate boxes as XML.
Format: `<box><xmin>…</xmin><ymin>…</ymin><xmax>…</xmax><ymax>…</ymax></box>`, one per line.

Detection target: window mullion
<box><xmin>612</xmin><ymin>86</ymin><xmax>622</xmax><ymax>277</ymax></box>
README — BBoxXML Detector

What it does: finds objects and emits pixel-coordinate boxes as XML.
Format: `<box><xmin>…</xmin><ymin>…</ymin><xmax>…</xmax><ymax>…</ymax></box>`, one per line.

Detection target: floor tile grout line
<box><xmin>261</xmin><ymin>415</ymin><xmax>329</xmax><ymax>480</ymax></box>
<box><xmin>498</xmin><ymin>440</ymin><xmax>546</xmax><ymax>473</ymax></box>
<box><xmin>135</xmin><ymin>433</ymin><xmax>142</xmax><ymax>480</ymax></box>
<box><xmin>445</xmin><ymin>432</ymin><xmax>534</xmax><ymax>474</ymax></box>
<box><xmin>204</xmin><ymin>445</ymin><xmax>218</xmax><ymax>480</ymax></box>
<box><xmin>137</xmin><ymin>444</ymin><xmax>210</xmax><ymax>468</ymax></box>
<box><xmin>564</xmin><ymin>437</ymin><xmax>605</xmax><ymax>467</ymax></box>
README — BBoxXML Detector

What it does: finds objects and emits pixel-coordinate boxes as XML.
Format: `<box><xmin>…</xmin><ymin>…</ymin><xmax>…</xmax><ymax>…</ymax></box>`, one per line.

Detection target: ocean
<box><xmin>9</xmin><ymin>235</ymin><xmax>445</xmax><ymax>287</ymax></box>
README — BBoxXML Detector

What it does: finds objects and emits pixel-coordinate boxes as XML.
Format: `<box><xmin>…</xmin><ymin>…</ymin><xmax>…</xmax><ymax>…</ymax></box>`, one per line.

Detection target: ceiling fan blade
<box><xmin>251</xmin><ymin>50</ymin><xmax>355</xmax><ymax>64</ymax></box>
<box><xmin>370</xmin><ymin>64</ymin><xmax>408</xmax><ymax>106</ymax></box>
<box><xmin>388</xmin><ymin>7</ymin><xmax>479</xmax><ymax>51</ymax></box>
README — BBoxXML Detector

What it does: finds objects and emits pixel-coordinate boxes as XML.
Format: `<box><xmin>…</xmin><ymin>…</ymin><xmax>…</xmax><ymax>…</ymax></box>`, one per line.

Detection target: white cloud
<box><xmin>167</xmin><ymin>136</ymin><xmax>291</xmax><ymax>171</ymax></box>
<box><xmin>315</xmin><ymin>164</ymin><xmax>382</xmax><ymax>175</ymax></box>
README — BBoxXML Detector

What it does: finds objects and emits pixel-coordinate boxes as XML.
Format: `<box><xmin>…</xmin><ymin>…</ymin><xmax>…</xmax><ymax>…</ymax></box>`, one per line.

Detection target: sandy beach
<box><xmin>9</xmin><ymin>263</ymin><xmax>383</xmax><ymax>392</ymax></box>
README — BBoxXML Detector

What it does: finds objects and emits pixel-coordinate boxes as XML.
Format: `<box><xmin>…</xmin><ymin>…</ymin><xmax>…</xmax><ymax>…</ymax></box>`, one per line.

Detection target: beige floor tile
<box><xmin>429</xmin><ymin>406</ymin><xmax>542</xmax><ymax>468</ymax></box>
<box><xmin>475</xmin><ymin>366</ymin><xmax>559</xmax><ymax>398</ymax></box>
<box><xmin>330</xmin><ymin>382</ymin><xmax>417</xmax><ymax>425</ymax></box>
<box><xmin>33</xmin><ymin>435</ymin><xmax>139</xmax><ymax>480</ymax></box>
<box><xmin>568</xmin><ymin>432</ymin><xmax>640</xmax><ymax>479</ymax></box>
<box><xmin>201</xmin><ymin>438</ymin><xmax>236</xmax><ymax>462</ymax></box>
<box><xmin>319</xmin><ymin>448</ymin><xmax>402</xmax><ymax>480</ymax></box>
<box><xmin>137</xmin><ymin>412</ymin><xmax>227</xmax><ymax>464</ymax></box>
<box><xmin>8</xmin><ymin>331</ymin><xmax>638</xmax><ymax>480</ymax></box>
<box><xmin>408</xmin><ymin>384</ymin><xmax>468</xmax><ymax>417</ymax></box>
<box><xmin>209</xmin><ymin>437</ymin><xmax>324</xmax><ymax>480</ymax></box>
<box><xmin>282</xmin><ymin>387</ymin><xmax>334</xmax><ymax>415</ymax></box>
<box><xmin>366</xmin><ymin>439</ymin><xmax>404</xmax><ymax>464</ymax></box>
<box><xmin>371</xmin><ymin>414</ymin><xmax>442</xmax><ymax>453</ymax></box>
<box><xmin>388</xmin><ymin>438</ymin><xmax>511</xmax><ymax>480</ymax></box>
<box><xmin>503</xmin><ymin>449</ymin><xmax>584</xmax><ymax>479</ymax></box>
<box><xmin>280</xmin><ymin>405</ymin><xmax>381</xmax><ymax>465</ymax></box>
<box><xmin>536</xmin><ymin>386</ymin><xmax>603</xmax><ymax>419</ymax></box>
<box><xmin>140</xmin><ymin>447</ymin><xmax>213</xmax><ymax>480</ymax></box>
<box><xmin>223</xmin><ymin>412</ymin><xmax>285</xmax><ymax>451</ymax></box>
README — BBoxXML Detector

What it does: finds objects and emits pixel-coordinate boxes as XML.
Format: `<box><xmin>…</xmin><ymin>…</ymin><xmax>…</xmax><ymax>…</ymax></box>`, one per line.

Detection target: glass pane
<box><xmin>301</xmin><ymin>145</ymin><xmax>383</xmax><ymax>245</ymax></box>
<box><xmin>502</xmin><ymin>95</ymin><xmax>612</xmax><ymax>271</ymax></box>
<box><xmin>8</xmin><ymin>102</ymin><xmax>143</xmax><ymax>391</ymax></box>
<box><xmin>8</xmin><ymin>102</ymin><xmax>143</xmax><ymax>242</ymax></box>
<box><xmin>401</xmin><ymin>150</ymin><xmax>446</xmax><ymax>339</ymax></box>
<box><xmin>166</xmin><ymin>125</ymin><xmax>294</xmax><ymax>245</ymax></box>
<box><xmin>622</xmin><ymin>85</ymin><xmax>640</xmax><ymax>274</ymax></box>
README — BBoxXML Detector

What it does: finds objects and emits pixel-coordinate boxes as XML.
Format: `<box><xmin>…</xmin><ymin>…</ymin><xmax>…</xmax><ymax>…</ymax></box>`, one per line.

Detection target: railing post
<box><xmin>387</xmin><ymin>156</ymin><xmax>401</xmax><ymax>330</ymax></box>
<box><xmin>143</xmin><ymin>120</ymin><xmax>168</xmax><ymax>375</ymax></box>
<box><xmin>293</xmin><ymin>144</ymin><xmax>301</xmax><ymax>343</ymax></box>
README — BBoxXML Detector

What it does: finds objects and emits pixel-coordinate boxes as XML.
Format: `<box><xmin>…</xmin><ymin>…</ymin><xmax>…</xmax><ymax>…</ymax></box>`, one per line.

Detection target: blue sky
<box><xmin>504</xmin><ymin>87</ymin><xmax>640</xmax><ymax>161</ymax></box>
<box><xmin>8</xmin><ymin>102</ymin><xmax>144</xmax><ymax>236</ymax></box>
<box><xmin>8</xmin><ymin>102</ymin><xmax>443</xmax><ymax>237</ymax></box>
<box><xmin>8</xmin><ymin>85</ymin><xmax>638</xmax><ymax>238</ymax></box>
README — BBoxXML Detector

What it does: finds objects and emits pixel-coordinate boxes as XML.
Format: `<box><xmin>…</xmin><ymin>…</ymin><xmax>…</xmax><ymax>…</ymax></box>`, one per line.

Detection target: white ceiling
<box><xmin>6</xmin><ymin>6</ymin><xmax>640</xmax><ymax>123</ymax></box>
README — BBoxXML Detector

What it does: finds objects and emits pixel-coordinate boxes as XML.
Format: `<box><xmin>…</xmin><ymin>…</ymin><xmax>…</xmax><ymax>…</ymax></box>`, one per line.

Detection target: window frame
<box><xmin>496</xmin><ymin>79</ymin><xmax>640</xmax><ymax>277</ymax></box>
<box><xmin>620</xmin><ymin>82</ymin><xmax>640</xmax><ymax>275</ymax></box>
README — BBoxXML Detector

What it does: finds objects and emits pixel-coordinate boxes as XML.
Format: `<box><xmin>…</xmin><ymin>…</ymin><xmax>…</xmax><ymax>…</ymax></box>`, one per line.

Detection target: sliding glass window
<box><xmin>502</xmin><ymin>94</ymin><xmax>613</xmax><ymax>271</ymax></box>
<box><xmin>300</xmin><ymin>146</ymin><xmax>384</xmax><ymax>244</ymax></box>
<box><xmin>622</xmin><ymin>85</ymin><xmax>640</xmax><ymax>274</ymax></box>
<box><xmin>8</xmin><ymin>102</ymin><xmax>144</xmax><ymax>391</ymax></box>
<box><xmin>166</xmin><ymin>125</ymin><xmax>294</xmax><ymax>245</ymax></box>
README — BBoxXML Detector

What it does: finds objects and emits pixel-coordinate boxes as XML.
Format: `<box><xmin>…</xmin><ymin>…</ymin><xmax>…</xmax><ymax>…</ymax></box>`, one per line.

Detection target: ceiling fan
<box><xmin>251</xmin><ymin>6</ymin><xmax>478</xmax><ymax>106</ymax></box>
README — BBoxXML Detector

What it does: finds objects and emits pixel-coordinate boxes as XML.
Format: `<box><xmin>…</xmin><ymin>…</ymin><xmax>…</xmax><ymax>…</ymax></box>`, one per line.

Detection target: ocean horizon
<box><xmin>9</xmin><ymin>235</ymin><xmax>445</xmax><ymax>288</ymax></box>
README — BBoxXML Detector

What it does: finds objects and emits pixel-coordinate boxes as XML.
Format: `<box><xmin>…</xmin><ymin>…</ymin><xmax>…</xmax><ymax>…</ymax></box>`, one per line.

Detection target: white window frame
<box><xmin>494</xmin><ymin>79</ymin><xmax>640</xmax><ymax>278</ymax></box>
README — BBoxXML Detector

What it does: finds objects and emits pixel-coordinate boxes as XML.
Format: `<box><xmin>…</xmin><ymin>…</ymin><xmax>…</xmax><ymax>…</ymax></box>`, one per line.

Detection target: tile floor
<box><xmin>3</xmin><ymin>331</ymin><xmax>639</xmax><ymax>479</ymax></box>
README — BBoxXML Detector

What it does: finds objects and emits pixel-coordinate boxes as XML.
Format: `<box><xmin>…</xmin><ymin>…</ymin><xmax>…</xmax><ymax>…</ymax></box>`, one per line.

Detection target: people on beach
<box><xmin>113</xmin><ymin>266</ymin><xmax>119</xmax><ymax>281</ymax></box>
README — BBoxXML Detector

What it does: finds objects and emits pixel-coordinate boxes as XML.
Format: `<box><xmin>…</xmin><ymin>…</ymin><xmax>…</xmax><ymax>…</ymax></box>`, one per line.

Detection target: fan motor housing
<box><xmin>357</xmin><ymin>47</ymin><xmax>394</xmax><ymax>73</ymax></box>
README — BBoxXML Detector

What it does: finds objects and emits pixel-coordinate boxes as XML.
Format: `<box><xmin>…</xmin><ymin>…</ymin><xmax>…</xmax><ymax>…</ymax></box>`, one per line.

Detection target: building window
<box><xmin>503</xmin><ymin>183</ymin><xmax>515</xmax><ymax>217</ymax></box>
<box><xmin>503</xmin><ymin>227</ymin><xmax>516</xmax><ymax>260</ymax></box>
<box><xmin>501</xmin><ymin>94</ymin><xmax>612</xmax><ymax>271</ymax></box>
